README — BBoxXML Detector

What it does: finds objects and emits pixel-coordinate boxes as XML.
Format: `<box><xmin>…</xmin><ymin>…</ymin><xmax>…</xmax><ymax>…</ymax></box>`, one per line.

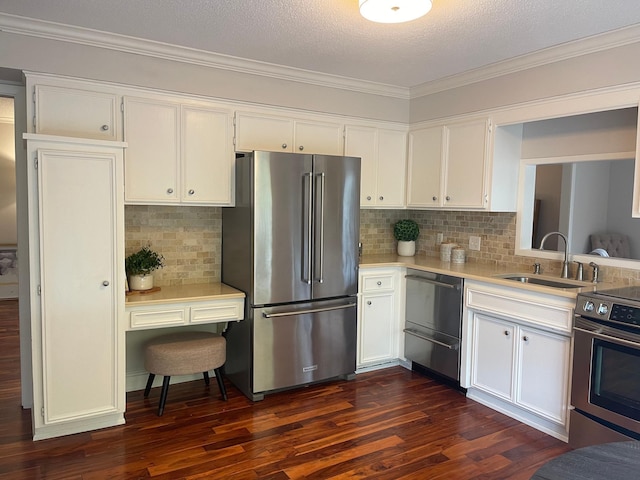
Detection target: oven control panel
<box><xmin>576</xmin><ymin>293</ymin><xmax>640</xmax><ymax>329</ymax></box>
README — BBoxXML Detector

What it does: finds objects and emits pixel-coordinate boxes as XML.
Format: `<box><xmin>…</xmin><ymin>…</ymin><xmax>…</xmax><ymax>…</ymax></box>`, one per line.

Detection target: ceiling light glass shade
<box><xmin>359</xmin><ymin>0</ymin><xmax>432</xmax><ymax>24</ymax></box>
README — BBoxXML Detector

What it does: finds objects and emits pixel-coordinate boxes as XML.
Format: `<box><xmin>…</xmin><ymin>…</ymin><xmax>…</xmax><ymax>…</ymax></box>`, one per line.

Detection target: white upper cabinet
<box><xmin>234</xmin><ymin>111</ymin><xmax>343</xmax><ymax>155</ymax></box>
<box><xmin>344</xmin><ymin>125</ymin><xmax>407</xmax><ymax>208</ymax></box>
<box><xmin>34</xmin><ymin>84</ymin><xmax>120</xmax><ymax>141</ymax></box>
<box><xmin>407</xmin><ymin>118</ymin><xmax>491</xmax><ymax>210</ymax></box>
<box><xmin>124</xmin><ymin>96</ymin><xmax>234</xmax><ymax>206</ymax></box>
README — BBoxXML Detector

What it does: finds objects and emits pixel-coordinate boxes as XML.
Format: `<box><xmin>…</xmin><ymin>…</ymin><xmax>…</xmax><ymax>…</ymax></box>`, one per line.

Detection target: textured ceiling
<box><xmin>1</xmin><ymin>0</ymin><xmax>640</xmax><ymax>88</ymax></box>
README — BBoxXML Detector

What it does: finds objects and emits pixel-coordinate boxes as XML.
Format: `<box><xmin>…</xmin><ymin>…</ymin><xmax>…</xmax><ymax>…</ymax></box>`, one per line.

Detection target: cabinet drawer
<box><xmin>129</xmin><ymin>308</ymin><xmax>186</xmax><ymax>330</ymax></box>
<box><xmin>361</xmin><ymin>275</ymin><xmax>395</xmax><ymax>292</ymax></box>
<box><xmin>190</xmin><ymin>301</ymin><xmax>243</xmax><ymax>324</ymax></box>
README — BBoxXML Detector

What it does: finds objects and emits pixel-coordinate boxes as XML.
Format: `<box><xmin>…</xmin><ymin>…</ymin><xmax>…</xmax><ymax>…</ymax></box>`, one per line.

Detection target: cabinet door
<box><xmin>359</xmin><ymin>292</ymin><xmax>396</xmax><ymax>366</ymax></box>
<box><xmin>516</xmin><ymin>327</ymin><xmax>570</xmax><ymax>425</ymax></box>
<box><xmin>182</xmin><ymin>106</ymin><xmax>234</xmax><ymax>205</ymax></box>
<box><xmin>344</xmin><ymin>125</ymin><xmax>377</xmax><ymax>207</ymax></box>
<box><xmin>443</xmin><ymin>119</ymin><xmax>489</xmax><ymax>208</ymax></box>
<box><xmin>35</xmin><ymin>85</ymin><xmax>119</xmax><ymax>140</ymax></box>
<box><xmin>471</xmin><ymin>313</ymin><xmax>515</xmax><ymax>401</ymax></box>
<box><xmin>294</xmin><ymin>120</ymin><xmax>343</xmax><ymax>155</ymax></box>
<box><xmin>124</xmin><ymin>97</ymin><xmax>179</xmax><ymax>203</ymax></box>
<box><xmin>35</xmin><ymin>144</ymin><xmax>124</xmax><ymax>428</ymax></box>
<box><xmin>376</xmin><ymin>129</ymin><xmax>406</xmax><ymax>208</ymax></box>
<box><xmin>234</xmin><ymin>112</ymin><xmax>294</xmax><ymax>152</ymax></box>
<box><xmin>407</xmin><ymin>126</ymin><xmax>443</xmax><ymax>207</ymax></box>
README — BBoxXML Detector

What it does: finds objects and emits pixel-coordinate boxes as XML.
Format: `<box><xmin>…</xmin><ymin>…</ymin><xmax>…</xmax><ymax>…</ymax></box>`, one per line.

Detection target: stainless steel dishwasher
<box><xmin>404</xmin><ymin>269</ymin><xmax>463</xmax><ymax>384</ymax></box>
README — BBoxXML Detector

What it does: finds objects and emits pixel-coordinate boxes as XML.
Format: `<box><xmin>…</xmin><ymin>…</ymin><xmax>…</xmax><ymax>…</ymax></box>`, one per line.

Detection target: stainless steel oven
<box><xmin>403</xmin><ymin>270</ymin><xmax>463</xmax><ymax>384</ymax></box>
<box><xmin>570</xmin><ymin>287</ymin><xmax>640</xmax><ymax>448</ymax></box>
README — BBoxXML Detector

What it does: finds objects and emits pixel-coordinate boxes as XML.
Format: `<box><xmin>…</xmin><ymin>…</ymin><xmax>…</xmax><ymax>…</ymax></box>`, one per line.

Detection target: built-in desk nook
<box><xmin>125</xmin><ymin>283</ymin><xmax>245</xmax><ymax>392</ymax></box>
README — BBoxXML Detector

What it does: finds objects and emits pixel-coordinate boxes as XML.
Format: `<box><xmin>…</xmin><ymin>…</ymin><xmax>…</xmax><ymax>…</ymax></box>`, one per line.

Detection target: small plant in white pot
<box><xmin>393</xmin><ymin>219</ymin><xmax>419</xmax><ymax>256</ymax></box>
<box><xmin>125</xmin><ymin>246</ymin><xmax>165</xmax><ymax>291</ymax></box>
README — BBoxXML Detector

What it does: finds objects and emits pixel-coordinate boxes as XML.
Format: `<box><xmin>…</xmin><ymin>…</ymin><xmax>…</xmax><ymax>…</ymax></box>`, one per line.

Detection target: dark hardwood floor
<box><xmin>0</xmin><ymin>299</ymin><xmax>571</xmax><ymax>479</ymax></box>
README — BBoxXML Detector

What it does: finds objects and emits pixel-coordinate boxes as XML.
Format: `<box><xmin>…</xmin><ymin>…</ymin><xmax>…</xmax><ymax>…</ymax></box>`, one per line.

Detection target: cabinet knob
<box><xmin>101</xmin><ymin>124</ymin><xmax>109</xmax><ymax>131</ymax></box>
<box><xmin>522</xmin><ymin>336</ymin><xmax>529</xmax><ymax>342</ymax></box>
<box><xmin>377</xmin><ymin>281</ymin><xmax>382</xmax><ymax>286</ymax></box>
<box><xmin>298</xmin><ymin>145</ymin><xmax>304</xmax><ymax>151</ymax></box>
<box><xmin>367</xmin><ymin>300</ymin><xmax>372</xmax><ymax>305</ymax></box>
<box><xmin>188</xmin><ymin>189</ymin><xmax>195</xmax><ymax>195</ymax></box>
<box><xmin>504</xmin><ymin>330</ymin><xmax>510</xmax><ymax>336</ymax></box>
<box><xmin>282</xmin><ymin>143</ymin><xmax>288</xmax><ymax>149</ymax></box>
<box><xmin>167</xmin><ymin>188</ymin><xmax>174</xmax><ymax>194</ymax></box>
<box><xmin>366</xmin><ymin>196</ymin><xmax>372</xmax><ymax>201</ymax></box>
<box><xmin>102</xmin><ymin>280</ymin><xmax>110</xmax><ymax>286</ymax></box>
<box><xmin>432</xmin><ymin>196</ymin><xmax>437</xmax><ymax>201</ymax></box>
<box><xmin>379</xmin><ymin>196</ymin><xmax>384</xmax><ymax>201</ymax></box>
<box><xmin>446</xmin><ymin>196</ymin><xmax>451</xmax><ymax>201</ymax></box>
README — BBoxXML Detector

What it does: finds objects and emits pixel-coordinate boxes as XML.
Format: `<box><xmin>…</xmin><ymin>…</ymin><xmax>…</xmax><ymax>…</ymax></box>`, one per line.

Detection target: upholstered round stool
<box><xmin>143</xmin><ymin>331</ymin><xmax>227</xmax><ymax>416</ymax></box>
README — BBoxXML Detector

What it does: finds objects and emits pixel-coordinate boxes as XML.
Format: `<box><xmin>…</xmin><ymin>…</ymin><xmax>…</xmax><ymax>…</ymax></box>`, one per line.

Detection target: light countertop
<box><xmin>125</xmin><ymin>282</ymin><xmax>245</xmax><ymax>307</ymax></box>
<box><xmin>359</xmin><ymin>254</ymin><xmax>620</xmax><ymax>298</ymax></box>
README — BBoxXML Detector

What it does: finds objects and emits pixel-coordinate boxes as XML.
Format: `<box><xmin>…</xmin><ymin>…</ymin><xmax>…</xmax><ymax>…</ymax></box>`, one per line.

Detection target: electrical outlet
<box><xmin>436</xmin><ymin>232</ymin><xmax>444</xmax><ymax>244</ymax></box>
<box><xmin>469</xmin><ymin>235</ymin><xmax>481</xmax><ymax>251</ymax></box>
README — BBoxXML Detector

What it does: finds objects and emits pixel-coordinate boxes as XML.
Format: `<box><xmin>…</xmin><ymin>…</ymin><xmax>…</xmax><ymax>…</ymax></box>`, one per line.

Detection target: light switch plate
<box><xmin>469</xmin><ymin>235</ymin><xmax>481</xmax><ymax>251</ymax></box>
<box><xmin>436</xmin><ymin>232</ymin><xmax>444</xmax><ymax>244</ymax></box>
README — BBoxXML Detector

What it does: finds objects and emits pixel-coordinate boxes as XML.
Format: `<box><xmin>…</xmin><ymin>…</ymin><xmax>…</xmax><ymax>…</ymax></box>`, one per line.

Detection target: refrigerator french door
<box><xmin>222</xmin><ymin>151</ymin><xmax>360</xmax><ymax>400</ymax></box>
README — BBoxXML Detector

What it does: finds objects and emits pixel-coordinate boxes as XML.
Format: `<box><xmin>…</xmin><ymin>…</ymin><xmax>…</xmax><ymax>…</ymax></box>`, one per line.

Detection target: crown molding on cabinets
<box><xmin>410</xmin><ymin>23</ymin><xmax>640</xmax><ymax>99</ymax></box>
<box><xmin>0</xmin><ymin>13</ymin><xmax>409</xmax><ymax>100</ymax></box>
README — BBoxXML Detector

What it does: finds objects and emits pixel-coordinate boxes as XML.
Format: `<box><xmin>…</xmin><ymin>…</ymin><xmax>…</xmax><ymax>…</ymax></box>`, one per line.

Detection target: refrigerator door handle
<box><xmin>304</xmin><ymin>172</ymin><xmax>313</xmax><ymax>285</ymax></box>
<box><xmin>316</xmin><ymin>172</ymin><xmax>325</xmax><ymax>284</ymax></box>
<box><xmin>262</xmin><ymin>302</ymin><xmax>356</xmax><ymax>318</ymax></box>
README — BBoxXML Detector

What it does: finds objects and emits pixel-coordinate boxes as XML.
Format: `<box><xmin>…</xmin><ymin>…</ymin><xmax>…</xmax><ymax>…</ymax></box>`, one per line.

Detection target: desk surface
<box><xmin>531</xmin><ymin>441</ymin><xmax>640</xmax><ymax>480</ymax></box>
<box><xmin>125</xmin><ymin>283</ymin><xmax>245</xmax><ymax>307</ymax></box>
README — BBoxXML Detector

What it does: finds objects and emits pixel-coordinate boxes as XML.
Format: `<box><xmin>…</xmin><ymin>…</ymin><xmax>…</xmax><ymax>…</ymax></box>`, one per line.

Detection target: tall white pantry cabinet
<box><xmin>25</xmin><ymin>134</ymin><xmax>126</xmax><ymax>440</ymax></box>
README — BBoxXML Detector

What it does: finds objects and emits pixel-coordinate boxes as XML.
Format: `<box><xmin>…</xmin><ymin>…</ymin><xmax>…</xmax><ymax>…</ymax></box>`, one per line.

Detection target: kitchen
<box><xmin>3</xmin><ymin>1</ymin><xmax>640</xmax><ymax>477</ymax></box>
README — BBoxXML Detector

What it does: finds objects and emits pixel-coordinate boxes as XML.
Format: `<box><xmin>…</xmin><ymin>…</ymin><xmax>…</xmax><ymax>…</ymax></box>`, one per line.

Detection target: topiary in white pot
<box><xmin>393</xmin><ymin>219</ymin><xmax>419</xmax><ymax>256</ymax></box>
<box><xmin>125</xmin><ymin>246</ymin><xmax>165</xmax><ymax>290</ymax></box>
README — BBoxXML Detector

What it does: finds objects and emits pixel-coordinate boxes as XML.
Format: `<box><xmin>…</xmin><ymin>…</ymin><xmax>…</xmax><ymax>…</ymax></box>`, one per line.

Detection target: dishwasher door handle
<box><xmin>404</xmin><ymin>328</ymin><xmax>459</xmax><ymax>350</ymax></box>
<box><xmin>405</xmin><ymin>275</ymin><xmax>461</xmax><ymax>290</ymax></box>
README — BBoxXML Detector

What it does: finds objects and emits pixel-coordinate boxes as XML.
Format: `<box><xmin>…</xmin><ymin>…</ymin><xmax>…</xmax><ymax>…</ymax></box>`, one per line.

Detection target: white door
<box><xmin>516</xmin><ymin>326</ymin><xmax>570</xmax><ymax>425</ymax></box>
<box><xmin>124</xmin><ymin>97</ymin><xmax>179</xmax><ymax>203</ymax></box>
<box><xmin>37</xmin><ymin>146</ymin><xmax>123</xmax><ymax>426</ymax></box>
<box><xmin>471</xmin><ymin>313</ymin><xmax>515</xmax><ymax>401</ymax></box>
<box><xmin>294</xmin><ymin>120</ymin><xmax>344</xmax><ymax>155</ymax></box>
<box><xmin>359</xmin><ymin>292</ymin><xmax>396</xmax><ymax>366</ymax></box>
<box><xmin>344</xmin><ymin>125</ymin><xmax>377</xmax><ymax>207</ymax></box>
<box><xmin>181</xmin><ymin>106</ymin><xmax>234</xmax><ymax>205</ymax></box>
<box><xmin>234</xmin><ymin>112</ymin><xmax>294</xmax><ymax>152</ymax></box>
<box><xmin>407</xmin><ymin>126</ymin><xmax>443</xmax><ymax>207</ymax></box>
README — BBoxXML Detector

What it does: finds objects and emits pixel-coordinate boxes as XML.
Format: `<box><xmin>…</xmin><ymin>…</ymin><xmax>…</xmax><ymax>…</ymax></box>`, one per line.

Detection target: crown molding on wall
<box><xmin>0</xmin><ymin>13</ymin><xmax>410</xmax><ymax>100</ymax></box>
<box><xmin>410</xmin><ymin>23</ymin><xmax>640</xmax><ymax>99</ymax></box>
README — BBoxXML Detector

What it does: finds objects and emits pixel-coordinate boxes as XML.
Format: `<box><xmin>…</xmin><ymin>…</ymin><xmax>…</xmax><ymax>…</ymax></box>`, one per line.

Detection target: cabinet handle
<box><xmin>377</xmin><ymin>281</ymin><xmax>382</xmax><ymax>286</ymax></box>
<box><xmin>188</xmin><ymin>189</ymin><xmax>195</xmax><ymax>195</ymax></box>
<box><xmin>432</xmin><ymin>196</ymin><xmax>437</xmax><ymax>201</ymax></box>
<box><xmin>379</xmin><ymin>196</ymin><xmax>384</xmax><ymax>201</ymax></box>
<box><xmin>446</xmin><ymin>196</ymin><xmax>451</xmax><ymax>201</ymax></box>
<box><xmin>101</xmin><ymin>124</ymin><xmax>109</xmax><ymax>131</ymax></box>
<box><xmin>522</xmin><ymin>336</ymin><xmax>529</xmax><ymax>342</ymax></box>
<box><xmin>366</xmin><ymin>196</ymin><xmax>372</xmax><ymax>201</ymax></box>
<box><xmin>504</xmin><ymin>330</ymin><xmax>510</xmax><ymax>336</ymax></box>
<box><xmin>282</xmin><ymin>143</ymin><xmax>288</xmax><ymax>149</ymax></box>
<box><xmin>167</xmin><ymin>188</ymin><xmax>174</xmax><ymax>194</ymax></box>
<box><xmin>102</xmin><ymin>280</ymin><xmax>110</xmax><ymax>286</ymax></box>
<box><xmin>367</xmin><ymin>301</ymin><xmax>372</xmax><ymax>305</ymax></box>
<box><xmin>299</xmin><ymin>145</ymin><xmax>304</xmax><ymax>151</ymax></box>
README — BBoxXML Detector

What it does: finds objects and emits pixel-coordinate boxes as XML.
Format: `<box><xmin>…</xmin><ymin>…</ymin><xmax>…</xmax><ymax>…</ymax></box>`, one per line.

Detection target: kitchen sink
<box><xmin>493</xmin><ymin>274</ymin><xmax>591</xmax><ymax>290</ymax></box>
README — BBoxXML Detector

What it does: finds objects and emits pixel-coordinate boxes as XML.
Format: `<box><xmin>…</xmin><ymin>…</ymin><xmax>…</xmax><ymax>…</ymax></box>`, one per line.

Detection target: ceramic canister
<box><xmin>451</xmin><ymin>247</ymin><xmax>466</xmax><ymax>264</ymax></box>
<box><xmin>440</xmin><ymin>242</ymin><xmax>457</xmax><ymax>262</ymax></box>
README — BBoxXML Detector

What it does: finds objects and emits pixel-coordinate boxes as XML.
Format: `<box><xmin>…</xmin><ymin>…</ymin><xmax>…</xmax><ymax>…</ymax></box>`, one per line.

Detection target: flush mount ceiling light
<box><xmin>359</xmin><ymin>0</ymin><xmax>433</xmax><ymax>24</ymax></box>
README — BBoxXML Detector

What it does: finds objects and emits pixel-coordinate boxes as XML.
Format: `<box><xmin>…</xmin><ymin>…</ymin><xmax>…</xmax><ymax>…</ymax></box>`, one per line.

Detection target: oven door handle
<box><xmin>405</xmin><ymin>275</ymin><xmax>460</xmax><ymax>290</ymax></box>
<box><xmin>403</xmin><ymin>328</ymin><xmax>459</xmax><ymax>350</ymax></box>
<box><xmin>574</xmin><ymin>325</ymin><xmax>640</xmax><ymax>348</ymax></box>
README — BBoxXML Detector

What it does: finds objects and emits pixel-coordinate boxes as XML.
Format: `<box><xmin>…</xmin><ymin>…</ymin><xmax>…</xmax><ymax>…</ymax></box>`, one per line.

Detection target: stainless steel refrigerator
<box><xmin>222</xmin><ymin>151</ymin><xmax>360</xmax><ymax>401</ymax></box>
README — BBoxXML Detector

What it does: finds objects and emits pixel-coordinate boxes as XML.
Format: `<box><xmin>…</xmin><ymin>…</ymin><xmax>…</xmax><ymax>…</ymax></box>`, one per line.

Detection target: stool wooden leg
<box><xmin>203</xmin><ymin>371</ymin><xmax>210</xmax><ymax>386</ymax></box>
<box><xmin>214</xmin><ymin>368</ymin><xmax>227</xmax><ymax>401</ymax></box>
<box><xmin>158</xmin><ymin>376</ymin><xmax>171</xmax><ymax>416</ymax></box>
<box><xmin>144</xmin><ymin>373</ymin><xmax>155</xmax><ymax>398</ymax></box>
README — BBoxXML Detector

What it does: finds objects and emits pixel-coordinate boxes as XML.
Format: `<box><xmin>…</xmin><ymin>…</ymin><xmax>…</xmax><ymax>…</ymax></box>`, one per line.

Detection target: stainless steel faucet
<box><xmin>539</xmin><ymin>231</ymin><xmax>570</xmax><ymax>278</ymax></box>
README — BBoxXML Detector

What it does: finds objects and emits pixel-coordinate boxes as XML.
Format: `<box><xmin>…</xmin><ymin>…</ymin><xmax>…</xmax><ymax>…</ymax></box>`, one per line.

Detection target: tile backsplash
<box><xmin>125</xmin><ymin>206</ymin><xmax>640</xmax><ymax>286</ymax></box>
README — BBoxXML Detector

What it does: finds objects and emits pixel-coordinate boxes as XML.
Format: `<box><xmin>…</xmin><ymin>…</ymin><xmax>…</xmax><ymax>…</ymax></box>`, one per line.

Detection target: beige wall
<box><xmin>0</xmin><ymin>32</ymin><xmax>409</xmax><ymax>123</ymax></box>
<box><xmin>410</xmin><ymin>41</ymin><xmax>640</xmax><ymax>123</ymax></box>
<box><xmin>0</xmin><ymin>118</ymin><xmax>16</xmax><ymax>245</ymax></box>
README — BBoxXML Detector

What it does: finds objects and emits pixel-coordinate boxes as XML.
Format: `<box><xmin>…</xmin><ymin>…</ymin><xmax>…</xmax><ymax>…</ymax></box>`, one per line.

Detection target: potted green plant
<box><xmin>393</xmin><ymin>219</ymin><xmax>419</xmax><ymax>256</ymax></box>
<box><xmin>125</xmin><ymin>246</ymin><xmax>165</xmax><ymax>290</ymax></box>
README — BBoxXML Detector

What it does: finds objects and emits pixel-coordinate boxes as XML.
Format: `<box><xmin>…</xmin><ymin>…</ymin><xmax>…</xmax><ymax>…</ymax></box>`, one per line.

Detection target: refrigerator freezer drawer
<box><xmin>253</xmin><ymin>300</ymin><xmax>357</xmax><ymax>393</ymax></box>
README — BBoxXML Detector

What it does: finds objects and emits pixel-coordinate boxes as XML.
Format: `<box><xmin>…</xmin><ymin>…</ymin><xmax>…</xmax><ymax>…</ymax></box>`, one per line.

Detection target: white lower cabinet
<box><xmin>25</xmin><ymin>135</ymin><xmax>126</xmax><ymax>440</ymax></box>
<box><xmin>357</xmin><ymin>267</ymin><xmax>403</xmax><ymax>369</ymax></box>
<box><xmin>463</xmin><ymin>281</ymin><xmax>573</xmax><ymax>441</ymax></box>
